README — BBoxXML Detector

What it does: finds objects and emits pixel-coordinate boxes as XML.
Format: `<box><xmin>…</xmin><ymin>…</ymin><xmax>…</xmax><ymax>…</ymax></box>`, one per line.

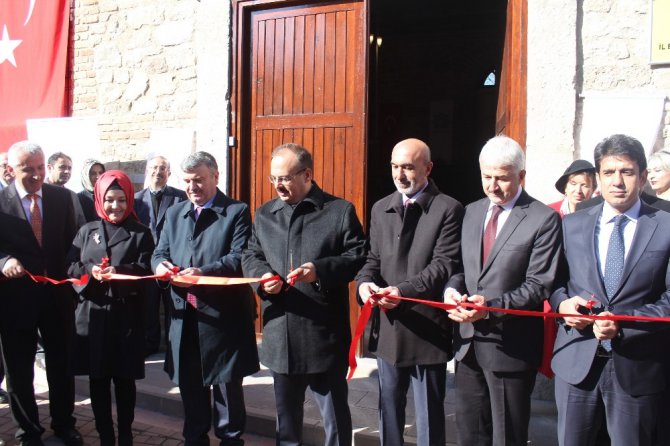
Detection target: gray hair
<box><xmin>271</xmin><ymin>143</ymin><xmax>314</xmax><ymax>170</ymax></box>
<box><xmin>181</xmin><ymin>151</ymin><xmax>218</xmax><ymax>175</ymax></box>
<box><xmin>147</xmin><ymin>155</ymin><xmax>171</xmax><ymax>170</ymax></box>
<box><xmin>7</xmin><ymin>141</ymin><xmax>44</xmax><ymax>167</ymax></box>
<box><xmin>647</xmin><ymin>150</ymin><xmax>670</xmax><ymax>173</ymax></box>
<box><xmin>478</xmin><ymin>135</ymin><xmax>525</xmax><ymax>173</ymax></box>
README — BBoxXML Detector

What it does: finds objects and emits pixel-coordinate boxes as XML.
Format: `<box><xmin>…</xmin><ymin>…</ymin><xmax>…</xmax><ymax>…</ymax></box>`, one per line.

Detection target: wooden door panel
<box><xmin>496</xmin><ymin>0</ymin><xmax>527</xmax><ymax>147</ymax></box>
<box><xmin>249</xmin><ymin>0</ymin><xmax>366</xmax><ymax>223</ymax></box>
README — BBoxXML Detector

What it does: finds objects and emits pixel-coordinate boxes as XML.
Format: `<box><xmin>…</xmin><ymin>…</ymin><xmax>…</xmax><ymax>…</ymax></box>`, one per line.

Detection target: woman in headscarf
<box><xmin>77</xmin><ymin>159</ymin><xmax>106</xmax><ymax>222</ymax></box>
<box><xmin>67</xmin><ymin>170</ymin><xmax>154</xmax><ymax>446</ymax></box>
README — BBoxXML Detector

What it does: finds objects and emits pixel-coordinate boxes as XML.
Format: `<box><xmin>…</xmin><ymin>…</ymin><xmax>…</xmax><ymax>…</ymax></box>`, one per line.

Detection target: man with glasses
<box><xmin>242</xmin><ymin>143</ymin><xmax>366</xmax><ymax>446</ymax></box>
<box><xmin>134</xmin><ymin>155</ymin><xmax>186</xmax><ymax>356</ymax></box>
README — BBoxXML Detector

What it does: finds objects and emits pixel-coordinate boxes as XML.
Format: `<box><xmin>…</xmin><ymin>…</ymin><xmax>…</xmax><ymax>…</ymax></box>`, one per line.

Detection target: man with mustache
<box><xmin>357</xmin><ymin>138</ymin><xmax>463</xmax><ymax>446</ymax></box>
<box><xmin>444</xmin><ymin>135</ymin><xmax>562</xmax><ymax>446</ymax></box>
<box><xmin>0</xmin><ymin>141</ymin><xmax>82</xmax><ymax>446</ymax></box>
<box><xmin>134</xmin><ymin>155</ymin><xmax>186</xmax><ymax>356</ymax></box>
<box><xmin>242</xmin><ymin>143</ymin><xmax>366</xmax><ymax>446</ymax></box>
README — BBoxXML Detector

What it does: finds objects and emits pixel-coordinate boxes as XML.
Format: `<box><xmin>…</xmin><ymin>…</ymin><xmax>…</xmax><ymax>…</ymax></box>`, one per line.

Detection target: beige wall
<box><xmin>526</xmin><ymin>0</ymin><xmax>670</xmax><ymax>203</ymax></box>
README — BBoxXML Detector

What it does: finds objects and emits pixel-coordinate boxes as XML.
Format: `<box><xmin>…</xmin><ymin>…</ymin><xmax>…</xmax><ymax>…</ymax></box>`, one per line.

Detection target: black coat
<box><xmin>242</xmin><ymin>184</ymin><xmax>366</xmax><ymax>374</ymax></box>
<box><xmin>151</xmin><ymin>190</ymin><xmax>259</xmax><ymax>386</ymax></box>
<box><xmin>67</xmin><ymin>218</ymin><xmax>154</xmax><ymax>379</ymax></box>
<box><xmin>356</xmin><ymin>180</ymin><xmax>463</xmax><ymax>367</ymax></box>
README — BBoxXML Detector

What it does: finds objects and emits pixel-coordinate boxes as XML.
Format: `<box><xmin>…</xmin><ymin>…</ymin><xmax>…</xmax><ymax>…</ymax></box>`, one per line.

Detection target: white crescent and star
<box><xmin>0</xmin><ymin>0</ymin><xmax>37</xmax><ymax>67</ymax></box>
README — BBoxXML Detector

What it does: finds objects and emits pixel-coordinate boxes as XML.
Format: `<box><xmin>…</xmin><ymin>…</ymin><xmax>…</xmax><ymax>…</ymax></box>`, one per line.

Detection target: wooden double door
<box><xmin>230</xmin><ymin>0</ymin><xmax>527</xmax><ymax>337</ymax></box>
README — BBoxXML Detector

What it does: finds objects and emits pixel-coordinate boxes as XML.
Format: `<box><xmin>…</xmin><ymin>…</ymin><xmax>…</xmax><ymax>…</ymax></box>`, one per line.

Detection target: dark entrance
<box><xmin>367</xmin><ymin>0</ymin><xmax>508</xmax><ymax>207</ymax></box>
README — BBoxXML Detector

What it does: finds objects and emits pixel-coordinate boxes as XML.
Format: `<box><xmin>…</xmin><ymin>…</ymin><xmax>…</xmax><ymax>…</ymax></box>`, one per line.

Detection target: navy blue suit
<box><xmin>151</xmin><ymin>189</ymin><xmax>259</xmax><ymax>445</ymax></box>
<box><xmin>551</xmin><ymin>202</ymin><xmax>670</xmax><ymax>446</ymax></box>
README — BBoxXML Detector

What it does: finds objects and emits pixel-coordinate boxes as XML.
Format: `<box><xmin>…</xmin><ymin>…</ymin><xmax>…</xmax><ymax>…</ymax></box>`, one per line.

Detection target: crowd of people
<box><xmin>0</xmin><ymin>133</ymin><xmax>668</xmax><ymax>446</ymax></box>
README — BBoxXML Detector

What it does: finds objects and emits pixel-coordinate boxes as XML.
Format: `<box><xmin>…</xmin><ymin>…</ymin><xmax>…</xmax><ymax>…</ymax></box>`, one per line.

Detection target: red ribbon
<box><xmin>26</xmin><ymin>271</ymin><xmax>89</xmax><ymax>286</ymax></box>
<box><xmin>347</xmin><ymin>294</ymin><xmax>670</xmax><ymax>380</ymax></box>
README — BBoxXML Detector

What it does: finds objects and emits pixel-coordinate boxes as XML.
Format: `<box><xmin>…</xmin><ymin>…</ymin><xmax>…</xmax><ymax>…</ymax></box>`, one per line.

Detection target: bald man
<box><xmin>357</xmin><ymin>138</ymin><xmax>464</xmax><ymax>446</ymax></box>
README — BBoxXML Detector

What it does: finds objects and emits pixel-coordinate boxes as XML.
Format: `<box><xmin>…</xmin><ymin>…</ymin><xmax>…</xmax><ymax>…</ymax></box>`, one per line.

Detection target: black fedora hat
<box><xmin>555</xmin><ymin>160</ymin><xmax>595</xmax><ymax>194</ymax></box>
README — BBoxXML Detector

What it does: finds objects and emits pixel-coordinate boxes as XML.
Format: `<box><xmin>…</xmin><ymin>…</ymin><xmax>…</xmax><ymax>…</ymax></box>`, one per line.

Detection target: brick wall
<box><xmin>70</xmin><ymin>0</ymin><xmax>199</xmax><ymax>168</ymax></box>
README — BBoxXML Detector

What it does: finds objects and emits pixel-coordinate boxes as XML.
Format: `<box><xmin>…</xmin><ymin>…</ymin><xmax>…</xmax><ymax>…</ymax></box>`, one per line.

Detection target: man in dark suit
<box><xmin>44</xmin><ymin>152</ymin><xmax>86</xmax><ymax>228</ymax></box>
<box><xmin>357</xmin><ymin>138</ymin><xmax>463</xmax><ymax>446</ymax></box>
<box><xmin>0</xmin><ymin>141</ymin><xmax>82</xmax><ymax>446</ymax></box>
<box><xmin>444</xmin><ymin>135</ymin><xmax>562</xmax><ymax>446</ymax></box>
<box><xmin>0</xmin><ymin>151</ymin><xmax>14</xmax><ymax>189</ymax></box>
<box><xmin>242</xmin><ymin>143</ymin><xmax>366</xmax><ymax>446</ymax></box>
<box><xmin>551</xmin><ymin>134</ymin><xmax>670</xmax><ymax>446</ymax></box>
<box><xmin>134</xmin><ymin>155</ymin><xmax>186</xmax><ymax>355</ymax></box>
<box><xmin>152</xmin><ymin>151</ymin><xmax>259</xmax><ymax>446</ymax></box>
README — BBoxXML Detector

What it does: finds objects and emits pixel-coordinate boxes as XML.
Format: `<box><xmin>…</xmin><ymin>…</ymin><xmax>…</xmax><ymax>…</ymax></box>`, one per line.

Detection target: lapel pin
<box><xmin>93</xmin><ymin>233</ymin><xmax>101</xmax><ymax>244</ymax></box>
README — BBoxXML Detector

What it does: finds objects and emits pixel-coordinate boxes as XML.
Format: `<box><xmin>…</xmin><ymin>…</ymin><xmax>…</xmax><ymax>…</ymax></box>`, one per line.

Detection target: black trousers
<box><xmin>89</xmin><ymin>376</ymin><xmax>136</xmax><ymax>446</ymax></box>
<box><xmin>0</xmin><ymin>288</ymin><xmax>76</xmax><ymax>442</ymax></box>
<box><xmin>272</xmin><ymin>369</ymin><xmax>352</xmax><ymax>446</ymax></box>
<box><xmin>144</xmin><ymin>281</ymin><xmax>171</xmax><ymax>353</ymax></box>
<box><xmin>179</xmin><ymin>307</ymin><xmax>246</xmax><ymax>446</ymax></box>
<box><xmin>377</xmin><ymin>357</ymin><xmax>446</xmax><ymax>446</ymax></box>
<box><xmin>455</xmin><ymin>348</ymin><xmax>536</xmax><ymax>446</ymax></box>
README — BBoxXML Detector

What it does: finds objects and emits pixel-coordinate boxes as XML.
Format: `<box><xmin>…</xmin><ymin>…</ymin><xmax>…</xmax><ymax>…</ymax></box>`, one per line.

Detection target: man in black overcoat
<box><xmin>0</xmin><ymin>141</ymin><xmax>82</xmax><ymax>446</ymax></box>
<box><xmin>152</xmin><ymin>151</ymin><xmax>259</xmax><ymax>446</ymax></box>
<box><xmin>242</xmin><ymin>143</ymin><xmax>366</xmax><ymax>446</ymax></box>
<box><xmin>356</xmin><ymin>138</ymin><xmax>463</xmax><ymax>446</ymax></box>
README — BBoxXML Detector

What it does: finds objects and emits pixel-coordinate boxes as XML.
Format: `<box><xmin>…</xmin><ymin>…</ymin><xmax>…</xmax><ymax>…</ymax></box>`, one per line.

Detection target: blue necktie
<box><xmin>601</xmin><ymin>214</ymin><xmax>627</xmax><ymax>351</ymax></box>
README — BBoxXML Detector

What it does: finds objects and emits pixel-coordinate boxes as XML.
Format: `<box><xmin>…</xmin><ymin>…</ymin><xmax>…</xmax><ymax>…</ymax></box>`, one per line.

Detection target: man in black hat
<box><xmin>548</xmin><ymin>159</ymin><xmax>597</xmax><ymax>217</ymax></box>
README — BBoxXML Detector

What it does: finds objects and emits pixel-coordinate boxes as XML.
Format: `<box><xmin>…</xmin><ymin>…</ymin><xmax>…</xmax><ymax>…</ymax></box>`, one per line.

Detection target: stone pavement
<box><xmin>0</xmin><ymin>354</ymin><xmax>559</xmax><ymax>445</ymax></box>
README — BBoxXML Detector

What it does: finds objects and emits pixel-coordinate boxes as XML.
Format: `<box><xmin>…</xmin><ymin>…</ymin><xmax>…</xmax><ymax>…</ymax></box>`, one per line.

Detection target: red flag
<box><xmin>0</xmin><ymin>0</ymin><xmax>70</xmax><ymax>151</ymax></box>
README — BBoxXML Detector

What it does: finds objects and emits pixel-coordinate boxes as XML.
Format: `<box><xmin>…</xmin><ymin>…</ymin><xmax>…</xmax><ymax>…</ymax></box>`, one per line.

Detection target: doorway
<box><xmin>366</xmin><ymin>0</ymin><xmax>508</xmax><ymax>207</ymax></box>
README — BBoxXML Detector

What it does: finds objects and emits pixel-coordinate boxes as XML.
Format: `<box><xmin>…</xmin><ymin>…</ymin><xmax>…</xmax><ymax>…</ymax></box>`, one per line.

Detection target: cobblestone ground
<box><xmin>0</xmin><ymin>363</ymin><xmax>274</xmax><ymax>446</ymax></box>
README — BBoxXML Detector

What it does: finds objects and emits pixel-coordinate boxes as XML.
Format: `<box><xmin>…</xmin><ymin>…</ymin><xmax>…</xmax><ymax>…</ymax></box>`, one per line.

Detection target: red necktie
<box><xmin>482</xmin><ymin>205</ymin><xmax>503</xmax><ymax>263</ymax></box>
<box><xmin>186</xmin><ymin>206</ymin><xmax>202</xmax><ymax>308</ymax></box>
<box><xmin>29</xmin><ymin>194</ymin><xmax>42</xmax><ymax>246</ymax></box>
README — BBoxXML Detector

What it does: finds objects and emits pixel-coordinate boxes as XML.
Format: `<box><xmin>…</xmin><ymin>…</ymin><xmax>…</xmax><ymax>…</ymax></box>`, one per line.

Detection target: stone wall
<box><xmin>70</xmin><ymin>0</ymin><xmax>229</xmax><ymax>184</ymax></box>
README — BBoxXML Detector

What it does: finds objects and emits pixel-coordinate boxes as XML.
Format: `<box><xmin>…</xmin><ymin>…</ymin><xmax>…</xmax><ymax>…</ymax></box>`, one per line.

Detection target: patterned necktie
<box><xmin>482</xmin><ymin>205</ymin><xmax>503</xmax><ymax>263</ymax></box>
<box><xmin>29</xmin><ymin>193</ymin><xmax>42</xmax><ymax>246</ymax></box>
<box><xmin>601</xmin><ymin>214</ymin><xmax>627</xmax><ymax>351</ymax></box>
<box><xmin>604</xmin><ymin>215</ymin><xmax>626</xmax><ymax>299</ymax></box>
<box><xmin>186</xmin><ymin>206</ymin><xmax>203</xmax><ymax>309</ymax></box>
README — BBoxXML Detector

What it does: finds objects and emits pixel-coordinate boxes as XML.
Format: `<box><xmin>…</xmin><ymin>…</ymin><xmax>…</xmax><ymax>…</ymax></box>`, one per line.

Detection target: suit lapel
<box><xmin>479</xmin><ymin>196</ymin><xmax>527</xmax><ymax>274</ymax></box>
<box><xmin>467</xmin><ymin>200</ymin><xmax>488</xmax><ymax>273</ymax></box>
<box><xmin>610</xmin><ymin>208</ymin><xmax>656</xmax><ymax>304</ymax></box>
<box><xmin>156</xmin><ymin>188</ymin><xmax>171</xmax><ymax>225</ymax></box>
<box><xmin>106</xmin><ymin>223</ymin><xmax>131</xmax><ymax>248</ymax></box>
<box><xmin>5</xmin><ymin>184</ymin><xmax>27</xmax><ymax>222</ymax></box>
<box><xmin>583</xmin><ymin>204</ymin><xmax>608</xmax><ymax>302</ymax></box>
<box><xmin>143</xmin><ymin>189</ymin><xmax>158</xmax><ymax>232</ymax></box>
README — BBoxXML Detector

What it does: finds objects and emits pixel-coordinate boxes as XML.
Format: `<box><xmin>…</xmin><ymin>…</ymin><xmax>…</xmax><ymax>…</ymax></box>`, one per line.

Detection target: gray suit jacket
<box><xmin>550</xmin><ymin>202</ymin><xmax>670</xmax><ymax>396</ymax></box>
<box><xmin>448</xmin><ymin>190</ymin><xmax>562</xmax><ymax>372</ymax></box>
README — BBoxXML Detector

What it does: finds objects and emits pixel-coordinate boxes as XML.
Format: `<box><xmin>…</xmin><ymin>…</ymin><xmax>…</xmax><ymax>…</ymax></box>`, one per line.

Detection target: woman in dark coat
<box><xmin>67</xmin><ymin>170</ymin><xmax>154</xmax><ymax>446</ymax></box>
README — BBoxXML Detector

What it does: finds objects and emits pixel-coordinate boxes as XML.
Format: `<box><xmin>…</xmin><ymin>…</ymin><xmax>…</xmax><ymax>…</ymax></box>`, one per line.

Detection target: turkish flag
<box><xmin>0</xmin><ymin>0</ymin><xmax>70</xmax><ymax>151</ymax></box>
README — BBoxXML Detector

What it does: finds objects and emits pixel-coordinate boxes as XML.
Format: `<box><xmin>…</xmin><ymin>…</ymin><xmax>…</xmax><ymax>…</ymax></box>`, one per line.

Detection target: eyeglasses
<box><xmin>268</xmin><ymin>168</ymin><xmax>306</xmax><ymax>185</ymax></box>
